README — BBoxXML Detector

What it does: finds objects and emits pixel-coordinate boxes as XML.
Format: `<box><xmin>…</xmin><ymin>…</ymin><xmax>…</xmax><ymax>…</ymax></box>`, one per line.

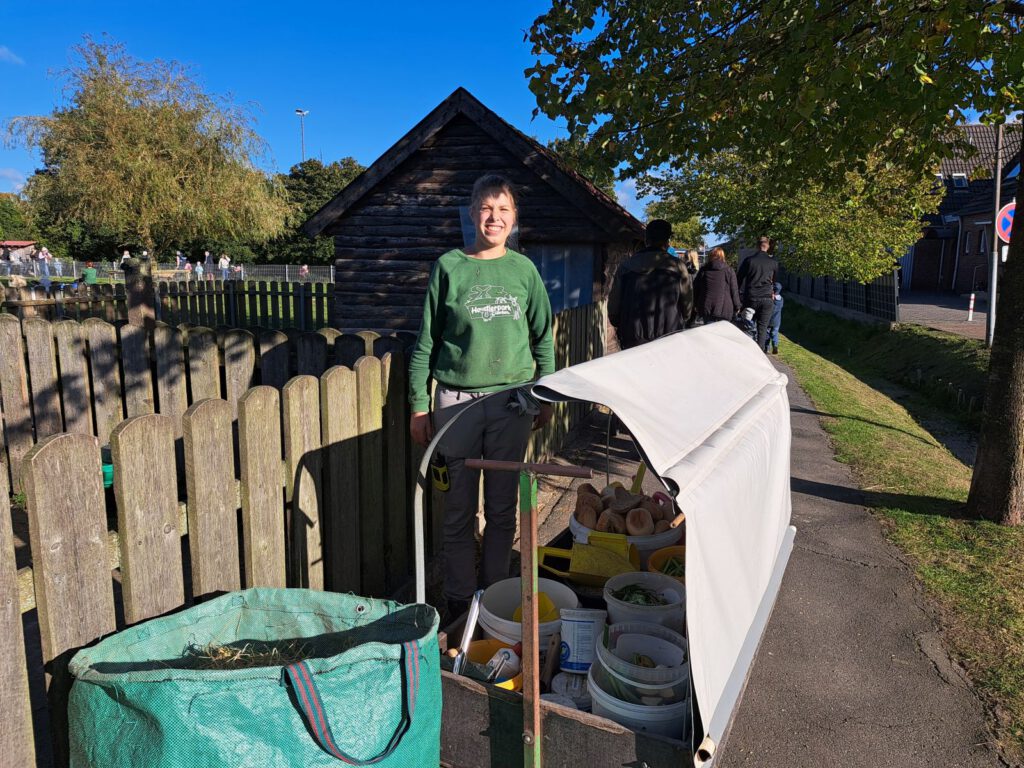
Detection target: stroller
<box><xmin>733</xmin><ymin>307</ymin><xmax>757</xmax><ymax>341</ymax></box>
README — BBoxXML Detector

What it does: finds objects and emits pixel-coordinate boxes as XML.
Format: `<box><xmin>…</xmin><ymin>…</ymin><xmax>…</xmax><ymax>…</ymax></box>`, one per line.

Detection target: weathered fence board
<box><xmin>153</xmin><ymin>322</ymin><xmax>188</xmax><ymax>436</ymax></box>
<box><xmin>187</xmin><ymin>327</ymin><xmax>221</xmax><ymax>402</ymax></box>
<box><xmin>183</xmin><ymin>399</ymin><xmax>241</xmax><ymax>598</ymax></box>
<box><xmin>111</xmin><ymin>415</ymin><xmax>184</xmax><ymax>624</ymax></box>
<box><xmin>24</xmin><ymin>317</ymin><xmax>63</xmax><ymax>439</ymax></box>
<box><xmin>379</xmin><ymin>344</ymin><xmax>410</xmax><ymax>590</ymax></box>
<box><xmin>355</xmin><ymin>356</ymin><xmax>386</xmax><ymax>597</ymax></box>
<box><xmin>283</xmin><ymin>376</ymin><xmax>323</xmax><ymax>590</ymax></box>
<box><xmin>224</xmin><ymin>329</ymin><xmax>256</xmax><ymax>418</ymax></box>
<box><xmin>320</xmin><ymin>365</ymin><xmax>361</xmax><ymax>593</ymax></box>
<box><xmin>335</xmin><ymin>333</ymin><xmax>365</xmax><ymax>368</ymax></box>
<box><xmin>0</xmin><ymin>315</ymin><xmax>34</xmax><ymax>489</ymax></box>
<box><xmin>238</xmin><ymin>387</ymin><xmax>286</xmax><ymax>589</ymax></box>
<box><xmin>258</xmin><ymin>330</ymin><xmax>290</xmax><ymax>390</ymax></box>
<box><xmin>0</xmin><ymin>465</ymin><xmax>35</xmax><ymax>767</ymax></box>
<box><xmin>24</xmin><ymin>433</ymin><xmax>115</xmax><ymax>764</ymax></box>
<box><xmin>296</xmin><ymin>331</ymin><xmax>328</xmax><ymax>377</ymax></box>
<box><xmin>53</xmin><ymin>320</ymin><xmax>93</xmax><ymax>435</ymax></box>
<box><xmin>84</xmin><ymin>318</ymin><xmax>124</xmax><ymax>446</ymax></box>
<box><xmin>120</xmin><ymin>324</ymin><xmax>155</xmax><ymax>417</ymax></box>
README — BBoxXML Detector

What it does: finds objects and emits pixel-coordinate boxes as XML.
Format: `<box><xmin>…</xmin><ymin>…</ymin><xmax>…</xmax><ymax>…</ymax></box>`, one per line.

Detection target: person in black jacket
<box><xmin>737</xmin><ymin>236</ymin><xmax>778</xmax><ymax>351</ymax></box>
<box><xmin>694</xmin><ymin>246</ymin><xmax>741</xmax><ymax>323</ymax></box>
<box><xmin>608</xmin><ymin>219</ymin><xmax>694</xmax><ymax>350</ymax></box>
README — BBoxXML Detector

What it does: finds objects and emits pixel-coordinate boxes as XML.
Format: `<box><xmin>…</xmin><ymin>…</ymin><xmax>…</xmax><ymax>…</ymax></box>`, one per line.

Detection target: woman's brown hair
<box><xmin>709</xmin><ymin>246</ymin><xmax>726</xmax><ymax>261</ymax></box>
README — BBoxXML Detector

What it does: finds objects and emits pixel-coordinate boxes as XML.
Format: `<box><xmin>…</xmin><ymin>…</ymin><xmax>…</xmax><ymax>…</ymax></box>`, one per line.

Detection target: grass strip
<box><xmin>779</xmin><ymin>333</ymin><xmax>1024</xmax><ymax>761</ymax></box>
<box><xmin>783</xmin><ymin>300</ymin><xmax>990</xmax><ymax>426</ymax></box>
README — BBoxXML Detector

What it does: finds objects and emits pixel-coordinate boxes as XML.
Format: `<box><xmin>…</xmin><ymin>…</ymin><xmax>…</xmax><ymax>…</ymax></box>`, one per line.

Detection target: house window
<box><xmin>979</xmin><ymin>227</ymin><xmax>987</xmax><ymax>253</ymax></box>
<box><xmin>522</xmin><ymin>244</ymin><xmax>595</xmax><ymax>314</ymax></box>
<box><xmin>964</xmin><ymin>231</ymin><xmax>972</xmax><ymax>254</ymax></box>
<box><xmin>1007</xmin><ymin>163</ymin><xmax>1020</xmax><ymax>180</ymax></box>
<box><xmin>952</xmin><ymin>173</ymin><xmax>968</xmax><ymax>189</ymax></box>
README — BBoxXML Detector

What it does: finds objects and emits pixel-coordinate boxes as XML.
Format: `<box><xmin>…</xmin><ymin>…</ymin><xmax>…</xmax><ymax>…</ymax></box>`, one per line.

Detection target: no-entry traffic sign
<box><xmin>997</xmin><ymin>201</ymin><xmax>1015</xmax><ymax>244</ymax></box>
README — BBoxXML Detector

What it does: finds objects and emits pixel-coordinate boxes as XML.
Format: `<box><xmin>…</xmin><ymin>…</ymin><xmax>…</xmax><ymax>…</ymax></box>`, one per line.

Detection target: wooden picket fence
<box><xmin>0</xmin><ymin>301</ymin><xmax>606</xmax><ymax>767</ymax></box>
<box><xmin>3</xmin><ymin>279</ymin><xmax>335</xmax><ymax>331</ymax></box>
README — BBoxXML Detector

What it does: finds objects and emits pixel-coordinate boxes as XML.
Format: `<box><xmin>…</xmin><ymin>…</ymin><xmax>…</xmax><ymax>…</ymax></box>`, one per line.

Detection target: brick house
<box><xmin>902</xmin><ymin>124</ymin><xmax>1021</xmax><ymax>292</ymax></box>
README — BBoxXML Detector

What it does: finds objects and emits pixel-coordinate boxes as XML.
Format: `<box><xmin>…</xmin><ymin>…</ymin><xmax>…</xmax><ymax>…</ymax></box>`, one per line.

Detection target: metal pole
<box><xmin>987</xmin><ymin>124</ymin><xmax>1004</xmax><ymax>347</ymax></box>
<box><xmin>300</xmin><ymin>115</ymin><xmax>306</xmax><ymax>162</ymax></box>
<box><xmin>517</xmin><ymin>471</ymin><xmax>542</xmax><ymax>768</ymax></box>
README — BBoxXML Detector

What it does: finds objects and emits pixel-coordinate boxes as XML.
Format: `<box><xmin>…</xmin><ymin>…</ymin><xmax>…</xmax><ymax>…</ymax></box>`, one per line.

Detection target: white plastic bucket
<box><xmin>478</xmin><ymin>577</ymin><xmax>579</xmax><ymax>647</ymax></box>
<box><xmin>558</xmin><ymin>608</ymin><xmax>606</xmax><ymax>673</ymax></box>
<box><xmin>588</xmin><ymin>663</ymin><xmax>690</xmax><ymax>740</ymax></box>
<box><xmin>603</xmin><ymin>572</ymin><xmax>686</xmax><ymax>631</ymax></box>
<box><xmin>597</xmin><ymin>621</ymin><xmax>689</xmax><ymax>686</ymax></box>
<box><xmin>570</xmin><ymin>511</ymin><xmax>682</xmax><ymax>567</ymax></box>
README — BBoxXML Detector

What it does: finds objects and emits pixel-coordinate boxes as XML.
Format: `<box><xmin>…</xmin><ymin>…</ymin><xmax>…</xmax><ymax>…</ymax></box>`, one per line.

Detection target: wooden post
<box><xmin>120</xmin><ymin>323</ymin><xmax>155</xmax><ymax>417</ymax></box>
<box><xmin>0</xmin><ymin>315</ymin><xmax>34</xmax><ymax>490</ymax></box>
<box><xmin>519</xmin><ymin>470</ymin><xmax>542</xmax><ymax>768</ymax></box>
<box><xmin>283</xmin><ymin>376</ymin><xmax>323</xmax><ymax>590</ymax></box>
<box><xmin>223</xmin><ymin>329</ymin><xmax>256</xmax><ymax>419</ymax></box>
<box><xmin>24</xmin><ymin>317</ymin><xmax>63</xmax><ymax>439</ymax></box>
<box><xmin>53</xmin><ymin>320</ymin><xmax>93</xmax><ymax>435</ymax></box>
<box><xmin>296</xmin><ymin>332</ymin><xmax>328</xmax><ymax>377</ymax></box>
<box><xmin>126</xmin><ymin>256</ymin><xmax>156</xmax><ymax>329</ymax></box>
<box><xmin>153</xmin><ymin>322</ymin><xmax>188</xmax><ymax>437</ymax></box>
<box><xmin>83</xmin><ymin>318</ymin><xmax>124</xmax><ymax>446</ymax></box>
<box><xmin>183</xmin><ymin>399</ymin><xmax>241</xmax><ymax>598</ymax></box>
<box><xmin>0</xmin><ymin>461</ymin><xmax>35</xmax><ymax>766</ymax></box>
<box><xmin>258</xmin><ymin>329</ymin><xmax>290</xmax><ymax>390</ymax></box>
<box><xmin>188</xmin><ymin>327</ymin><xmax>221</xmax><ymax>402</ymax></box>
<box><xmin>355</xmin><ymin>356</ymin><xmax>385</xmax><ymax>596</ymax></box>
<box><xmin>320</xmin><ymin>366</ymin><xmax>361</xmax><ymax>592</ymax></box>
<box><xmin>24</xmin><ymin>433</ymin><xmax>115</xmax><ymax>764</ymax></box>
<box><xmin>238</xmin><ymin>386</ymin><xmax>286</xmax><ymax>589</ymax></box>
<box><xmin>110</xmin><ymin>414</ymin><xmax>184</xmax><ymax>624</ymax></box>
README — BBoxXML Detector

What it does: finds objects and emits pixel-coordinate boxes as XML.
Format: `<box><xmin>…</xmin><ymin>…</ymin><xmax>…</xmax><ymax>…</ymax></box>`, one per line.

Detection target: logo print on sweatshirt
<box><xmin>464</xmin><ymin>285</ymin><xmax>522</xmax><ymax>322</ymax></box>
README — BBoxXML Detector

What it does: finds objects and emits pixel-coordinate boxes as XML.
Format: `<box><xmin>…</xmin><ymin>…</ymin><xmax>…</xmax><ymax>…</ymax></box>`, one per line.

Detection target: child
<box><xmin>765</xmin><ymin>282</ymin><xmax>784</xmax><ymax>355</ymax></box>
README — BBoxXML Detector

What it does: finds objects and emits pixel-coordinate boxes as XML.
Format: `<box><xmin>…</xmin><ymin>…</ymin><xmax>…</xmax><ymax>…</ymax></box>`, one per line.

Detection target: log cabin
<box><xmin>302</xmin><ymin>87</ymin><xmax>643</xmax><ymax>331</ymax></box>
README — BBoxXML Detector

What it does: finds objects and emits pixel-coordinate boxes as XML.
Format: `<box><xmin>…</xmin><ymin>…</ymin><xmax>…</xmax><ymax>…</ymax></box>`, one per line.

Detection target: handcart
<box><xmin>414</xmin><ymin>322</ymin><xmax>796</xmax><ymax>767</ymax></box>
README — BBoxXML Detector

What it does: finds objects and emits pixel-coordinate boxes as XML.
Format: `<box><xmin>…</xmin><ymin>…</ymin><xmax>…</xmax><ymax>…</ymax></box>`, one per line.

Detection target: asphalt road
<box><xmin>720</xmin><ymin>361</ymin><xmax>1003</xmax><ymax>767</ymax></box>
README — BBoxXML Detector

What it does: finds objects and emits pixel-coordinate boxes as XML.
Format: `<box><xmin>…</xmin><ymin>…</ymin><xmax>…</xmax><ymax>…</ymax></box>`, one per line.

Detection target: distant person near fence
<box><xmin>737</xmin><ymin>236</ymin><xmax>778</xmax><ymax>351</ymax></box>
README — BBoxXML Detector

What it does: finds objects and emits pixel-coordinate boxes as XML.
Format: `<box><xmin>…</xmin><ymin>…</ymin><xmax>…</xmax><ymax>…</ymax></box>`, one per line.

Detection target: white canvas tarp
<box><xmin>533</xmin><ymin>321</ymin><xmax>795</xmax><ymax>762</ymax></box>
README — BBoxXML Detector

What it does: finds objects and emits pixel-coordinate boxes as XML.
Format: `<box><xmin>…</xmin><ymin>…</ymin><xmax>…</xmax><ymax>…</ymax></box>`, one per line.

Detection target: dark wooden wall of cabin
<box><xmin>327</xmin><ymin>115</ymin><xmax>625</xmax><ymax>330</ymax></box>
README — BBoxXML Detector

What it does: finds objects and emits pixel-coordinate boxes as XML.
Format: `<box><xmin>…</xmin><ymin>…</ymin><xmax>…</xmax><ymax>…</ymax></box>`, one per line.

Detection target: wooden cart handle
<box><xmin>463</xmin><ymin>459</ymin><xmax>593</xmax><ymax>478</ymax></box>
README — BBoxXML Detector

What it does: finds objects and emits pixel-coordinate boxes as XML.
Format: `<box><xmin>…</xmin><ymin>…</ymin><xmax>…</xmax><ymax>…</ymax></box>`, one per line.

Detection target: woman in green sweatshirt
<box><xmin>408</xmin><ymin>174</ymin><xmax>555</xmax><ymax>617</ymax></box>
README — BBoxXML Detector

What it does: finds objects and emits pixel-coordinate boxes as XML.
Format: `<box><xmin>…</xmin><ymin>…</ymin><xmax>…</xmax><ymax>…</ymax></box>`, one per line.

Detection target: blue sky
<box><xmin>0</xmin><ymin>0</ymin><xmax>653</xmax><ymax>218</ymax></box>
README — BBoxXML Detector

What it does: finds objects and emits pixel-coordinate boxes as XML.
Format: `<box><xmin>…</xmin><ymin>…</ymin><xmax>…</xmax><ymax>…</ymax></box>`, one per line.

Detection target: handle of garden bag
<box><xmin>536</xmin><ymin>546</ymin><xmax>573</xmax><ymax>578</ymax></box>
<box><xmin>284</xmin><ymin>641</ymin><xmax>420</xmax><ymax>765</ymax></box>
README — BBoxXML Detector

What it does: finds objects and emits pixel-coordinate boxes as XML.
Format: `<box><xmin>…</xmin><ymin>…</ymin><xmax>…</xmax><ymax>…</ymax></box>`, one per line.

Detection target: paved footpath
<box><xmin>721</xmin><ymin>361</ymin><xmax>1002</xmax><ymax>767</ymax></box>
<box><xmin>899</xmin><ymin>291</ymin><xmax>987</xmax><ymax>341</ymax></box>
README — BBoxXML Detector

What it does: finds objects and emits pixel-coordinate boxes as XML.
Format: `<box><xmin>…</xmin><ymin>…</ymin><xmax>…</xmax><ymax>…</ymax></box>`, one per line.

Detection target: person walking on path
<box><xmin>737</xmin><ymin>236</ymin><xmax>778</xmax><ymax>351</ymax></box>
<box><xmin>765</xmin><ymin>282</ymin><xmax>784</xmax><ymax>355</ymax></box>
<box><xmin>608</xmin><ymin>219</ymin><xmax>694</xmax><ymax>349</ymax></box>
<box><xmin>694</xmin><ymin>246</ymin><xmax>741</xmax><ymax>324</ymax></box>
<box><xmin>407</xmin><ymin>173</ymin><xmax>554</xmax><ymax>619</ymax></box>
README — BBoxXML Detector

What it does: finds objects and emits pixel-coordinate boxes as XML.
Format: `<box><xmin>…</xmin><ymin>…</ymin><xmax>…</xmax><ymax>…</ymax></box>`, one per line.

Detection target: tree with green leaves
<box><xmin>641</xmin><ymin>153</ymin><xmax>936</xmax><ymax>281</ymax></box>
<box><xmin>0</xmin><ymin>194</ymin><xmax>35</xmax><ymax>241</ymax></box>
<box><xmin>261</xmin><ymin>158</ymin><xmax>364</xmax><ymax>264</ymax></box>
<box><xmin>7</xmin><ymin>38</ymin><xmax>290</xmax><ymax>258</ymax></box>
<box><xmin>527</xmin><ymin>2</ymin><xmax>1024</xmax><ymax>524</ymax></box>
<box><xmin>547</xmin><ymin>135</ymin><xmax>616</xmax><ymax>197</ymax></box>
<box><xmin>641</xmin><ymin>197</ymin><xmax>705</xmax><ymax>251</ymax></box>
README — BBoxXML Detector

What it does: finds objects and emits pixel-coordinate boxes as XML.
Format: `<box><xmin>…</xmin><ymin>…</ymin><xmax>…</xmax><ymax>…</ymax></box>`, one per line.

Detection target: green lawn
<box><xmin>780</xmin><ymin>315</ymin><xmax>1024</xmax><ymax>762</ymax></box>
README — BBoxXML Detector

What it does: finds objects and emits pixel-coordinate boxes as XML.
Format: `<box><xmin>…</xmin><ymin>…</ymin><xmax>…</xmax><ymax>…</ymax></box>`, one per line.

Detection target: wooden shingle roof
<box><xmin>303</xmin><ymin>88</ymin><xmax>642</xmax><ymax>239</ymax></box>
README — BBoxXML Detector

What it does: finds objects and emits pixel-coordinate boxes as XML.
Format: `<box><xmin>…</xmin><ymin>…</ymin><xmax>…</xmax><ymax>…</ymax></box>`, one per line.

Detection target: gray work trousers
<box><xmin>432</xmin><ymin>385</ymin><xmax>534</xmax><ymax>603</ymax></box>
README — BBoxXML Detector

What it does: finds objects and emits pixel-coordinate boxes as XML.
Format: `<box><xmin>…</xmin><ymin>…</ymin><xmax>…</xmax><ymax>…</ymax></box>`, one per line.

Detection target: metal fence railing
<box><xmin>782</xmin><ymin>269</ymin><xmax>900</xmax><ymax>322</ymax></box>
<box><xmin>0</xmin><ymin>260</ymin><xmax>336</xmax><ymax>284</ymax></box>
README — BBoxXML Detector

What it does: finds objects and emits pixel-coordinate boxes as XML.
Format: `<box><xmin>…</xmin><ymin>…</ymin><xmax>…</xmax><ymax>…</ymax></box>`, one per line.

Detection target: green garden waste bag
<box><xmin>67</xmin><ymin>588</ymin><xmax>440</xmax><ymax>767</ymax></box>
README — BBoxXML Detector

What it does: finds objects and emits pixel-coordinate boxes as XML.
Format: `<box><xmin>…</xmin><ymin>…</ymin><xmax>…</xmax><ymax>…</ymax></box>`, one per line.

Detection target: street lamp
<box><xmin>294</xmin><ymin>108</ymin><xmax>309</xmax><ymax>162</ymax></box>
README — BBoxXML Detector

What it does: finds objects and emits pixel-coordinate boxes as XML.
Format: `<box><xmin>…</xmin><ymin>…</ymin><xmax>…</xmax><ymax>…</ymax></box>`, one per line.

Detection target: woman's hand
<box><xmin>410</xmin><ymin>412</ymin><xmax>434</xmax><ymax>447</ymax></box>
<box><xmin>532</xmin><ymin>403</ymin><xmax>554</xmax><ymax>431</ymax></box>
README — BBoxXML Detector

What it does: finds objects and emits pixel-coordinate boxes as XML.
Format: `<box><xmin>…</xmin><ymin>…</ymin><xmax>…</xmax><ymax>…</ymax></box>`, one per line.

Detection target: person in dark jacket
<box><xmin>608</xmin><ymin>219</ymin><xmax>694</xmax><ymax>350</ymax></box>
<box><xmin>737</xmin><ymin>236</ymin><xmax>778</xmax><ymax>351</ymax></box>
<box><xmin>694</xmin><ymin>246</ymin><xmax>741</xmax><ymax>323</ymax></box>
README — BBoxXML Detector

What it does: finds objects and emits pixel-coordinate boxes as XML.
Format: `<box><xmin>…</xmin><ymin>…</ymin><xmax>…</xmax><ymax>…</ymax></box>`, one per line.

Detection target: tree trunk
<box><xmin>967</xmin><ymin>200</ymin><xmax>1024</xmax><ymax>525</ymax></box>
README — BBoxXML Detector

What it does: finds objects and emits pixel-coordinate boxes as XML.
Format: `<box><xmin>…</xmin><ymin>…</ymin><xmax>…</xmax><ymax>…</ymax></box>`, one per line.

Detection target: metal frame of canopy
<box><xmin>414</xmin><ymin>322</ymin><xmax>796</xmax><ymax>768</ymax></box>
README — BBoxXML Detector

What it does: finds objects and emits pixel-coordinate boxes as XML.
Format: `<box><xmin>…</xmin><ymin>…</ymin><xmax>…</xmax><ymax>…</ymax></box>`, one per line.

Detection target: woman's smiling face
<box><xmin>473</xmin><ymin>191</ymin><xmax>516</xmax><ymax>250</ymax></box>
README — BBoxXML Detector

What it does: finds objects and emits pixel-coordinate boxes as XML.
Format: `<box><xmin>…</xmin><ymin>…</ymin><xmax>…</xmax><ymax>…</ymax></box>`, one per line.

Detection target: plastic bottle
<box><xmin>486</xmin><ymin>642</ymin><xmax>523</xmax><ymax>680</ymax></box>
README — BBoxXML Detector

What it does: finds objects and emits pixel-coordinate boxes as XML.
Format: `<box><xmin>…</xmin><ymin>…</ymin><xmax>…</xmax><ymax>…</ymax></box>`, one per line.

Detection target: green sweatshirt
<box><xmin>408</xmin><ymin>248</ymin><xmax>555</xmax><ymax>412</ymax></box>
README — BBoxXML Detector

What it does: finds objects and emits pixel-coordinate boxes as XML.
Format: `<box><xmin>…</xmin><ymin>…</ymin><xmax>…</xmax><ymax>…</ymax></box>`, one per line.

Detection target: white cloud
<box><xmin>0</xmin><ymin>168</ymin><xmax>27</xmax><ymax>193</ymax></box>
<box><xmin>0</xmin><ymin>46</ymin><xmax>25</xmax><ymax>65</ymax></box>
<box><xmin>614</xmin><ymin>178</ymin><xmax>653</xmax><ymax>220</ymax></box>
